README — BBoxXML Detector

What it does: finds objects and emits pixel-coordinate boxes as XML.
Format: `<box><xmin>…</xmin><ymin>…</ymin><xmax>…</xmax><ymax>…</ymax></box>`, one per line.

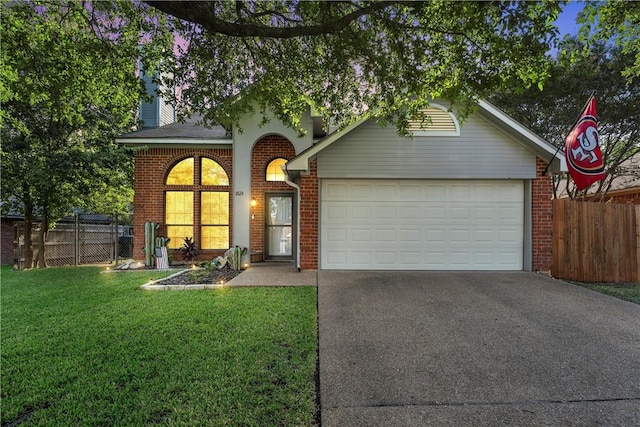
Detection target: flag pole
<box><xmin>542</xmin><ymin>92</ymin><xmax>596</xmax><ymax>176</ymax></box>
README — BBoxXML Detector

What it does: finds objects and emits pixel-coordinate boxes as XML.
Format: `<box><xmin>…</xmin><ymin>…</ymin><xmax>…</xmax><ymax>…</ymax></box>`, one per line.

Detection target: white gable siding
<box><xmin>316</xmin><ymin>113</ymin><xmax>536</xmax><ymax>179</ymax></box>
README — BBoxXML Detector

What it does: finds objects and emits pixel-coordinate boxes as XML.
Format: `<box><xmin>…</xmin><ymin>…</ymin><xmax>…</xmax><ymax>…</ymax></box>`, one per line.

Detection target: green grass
<box><xmin>572</xmin><ymin>281</ymin><xmax>640</xmax><ymax>305</ymax></box>
<box><xmin>1</xmin><ymin>266</ymin><xmax>318</xmax><ymax>426</ymax></box>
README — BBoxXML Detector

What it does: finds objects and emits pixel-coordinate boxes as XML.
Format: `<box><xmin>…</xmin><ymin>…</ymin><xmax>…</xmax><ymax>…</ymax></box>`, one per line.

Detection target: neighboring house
<box><xmin>556</xmin><ymin>153</ymin><xmax>640</xmax><ymax>204</ymax></box>
<box><xmin>602</xmin><ymin>154</ymin><xmax>640</xmax><ymax>204</ymax></box>
<box><xmin>1</xmin><ymin>214</ymin><xmax>21</xmax><ymax>265</ymax></box>
<box><xmin>603</xmin><ymin>186</ymin><xmax>640</xmax><ymax>204</ymax></box>
<box><xmin>116</xmin><ymin>99</ymin><xmax>564</xmax><ymax>272</ymax></box>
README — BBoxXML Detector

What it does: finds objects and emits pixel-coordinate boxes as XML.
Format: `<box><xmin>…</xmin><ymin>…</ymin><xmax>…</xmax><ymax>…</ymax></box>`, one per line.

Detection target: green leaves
<box><xmin>1</xmin><ymin>1</ymin><xmax>173</xmax><ymax>265</ymax></box>
<box><xmin>148</xmin><ymin>0</ymin><xmax>563</xmax><ymax>134</ymax></box>
<box><xmin>578</xmin><ymin>1</ymin><xmax>640</xmax><ymax>79</ymax></box>
<box><xmin>491</xmin><ymin>37</ymin><xmax>639</xmax><ymax>200</ymax></box>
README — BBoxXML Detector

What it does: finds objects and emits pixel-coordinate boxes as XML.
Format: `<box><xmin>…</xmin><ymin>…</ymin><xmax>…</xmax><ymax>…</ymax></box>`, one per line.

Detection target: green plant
<box><xmin>180</xmin><ymin>237</ymin><xmax>199</xmax><ymax>263</ymax></box>
<box><xmin>226</xmin><ymin>246</ymin><xmax>248</xmax><ymax>271</ymax></box>
<box><xmin>155</xmin><ymin>237</ymin><xmax>170</xmax><ymax>247</ymax></box>
<box><xmin>143</xmin><ymin>222</ymin><xmax>160</xmax><ymax>267</ymax></box>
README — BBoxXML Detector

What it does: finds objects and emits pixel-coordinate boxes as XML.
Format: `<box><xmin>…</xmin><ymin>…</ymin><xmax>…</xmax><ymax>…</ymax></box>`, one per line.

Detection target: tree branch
<box><xmin>145</xmin><ymin>1</ymin><xmax>414</xmax><ymax>38</ymax></box>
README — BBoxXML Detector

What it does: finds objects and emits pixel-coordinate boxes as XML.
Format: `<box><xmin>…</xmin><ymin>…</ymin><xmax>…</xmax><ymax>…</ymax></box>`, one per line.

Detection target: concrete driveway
<box><xmin>317</xmin><ymin>271</ymin><xmax>640</xmax><ymax>426</ymax></box>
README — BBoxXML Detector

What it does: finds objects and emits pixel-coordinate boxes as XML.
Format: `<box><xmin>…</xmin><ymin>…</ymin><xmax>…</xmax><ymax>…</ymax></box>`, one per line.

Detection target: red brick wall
<box><xmin>133</xmin><ymin>148</ymin><xmax>232</xmax><ymax>261</ymax></box>
<box><xmin>532</xmin><ymin>157</ymin><xmax>554</xmax><ymax>271</ymax></box>
<box><xmin>604</xmin><ymin>191</ymin><xmax>640</xmax><ymax>205</ymax></box>
<box><xmin>250</xmin><ymin>135</ymin><xmax>296</xmax><ymax>257</ymax></box>
<box><xmin>134</xmin><ymin>147</ymin><xmax>555</xmax><ymax>271</ymax></box>
<box><xmin>297</xmin><ymin>158</ymin><xmax>555</xmax><ymax>272</ymax></box>
<box><xmin>1</xmin><ymin>220</ymin><xmax>16</xmax><ymax>265</ymax></box>
<box><xmin>298</xmin><ymin>160</ymin><xmax>319</xmax><ymax>270</ymax></box>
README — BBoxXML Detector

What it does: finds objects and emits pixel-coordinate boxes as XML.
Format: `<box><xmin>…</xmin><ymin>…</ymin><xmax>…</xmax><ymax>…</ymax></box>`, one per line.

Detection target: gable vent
<box><xmin>408</xmin><ymin>104</ymin><xmax>460</xmax><ymax>136</ymax></box>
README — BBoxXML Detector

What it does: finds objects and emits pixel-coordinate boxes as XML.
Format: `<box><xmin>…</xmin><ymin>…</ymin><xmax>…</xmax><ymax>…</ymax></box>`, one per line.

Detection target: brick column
<box><xmin>532</xmin><ymin>157</ymin><xmax>554</xmax><ymax>271</ymax></box>
<box><xmin>298</xmin><ymin>160</ymin><xmax>319</xmax><ymax>270</ymax></box>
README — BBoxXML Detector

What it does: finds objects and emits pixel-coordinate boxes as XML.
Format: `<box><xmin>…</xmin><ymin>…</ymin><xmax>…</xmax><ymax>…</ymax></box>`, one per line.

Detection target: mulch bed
<box><xmin>158</xmin><ymin>266</ymin><xmax>243</xmax><ymax>286</ymax></box>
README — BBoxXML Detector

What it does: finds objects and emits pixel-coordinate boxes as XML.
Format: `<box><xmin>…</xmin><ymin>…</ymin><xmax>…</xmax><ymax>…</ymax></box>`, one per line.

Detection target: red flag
<box><xmin>564</xmin><ymin>96</ymin><xmax>605</xmax><ymax>190</ymax></box>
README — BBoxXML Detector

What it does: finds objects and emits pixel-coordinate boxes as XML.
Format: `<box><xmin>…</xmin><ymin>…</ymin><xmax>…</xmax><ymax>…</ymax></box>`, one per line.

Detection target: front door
<box><xmin>265</xmin><ymin>193</ymin><xmax>294</xmax><ymax>260</ymax></box>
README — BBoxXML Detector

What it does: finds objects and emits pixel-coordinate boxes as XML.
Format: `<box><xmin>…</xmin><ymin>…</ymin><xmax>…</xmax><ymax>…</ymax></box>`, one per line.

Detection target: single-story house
<box><xmin>599</xmin><ymin>154</ymin><xmax>640</xmax><ymax>204</ymax></box>
<box><xmin>117</xmin><ymin>98</ymin><xmax>564</xmax><ymax>272</ymax></box>
<box><xmin>603</xmin><ymin>186</ymin><xmax>640</xmax><ymax>204</ymax></box>
<box><xmin>556</xmin><ymin>153</ymin><xmax>640</xmax><ymax>204</ymax></box>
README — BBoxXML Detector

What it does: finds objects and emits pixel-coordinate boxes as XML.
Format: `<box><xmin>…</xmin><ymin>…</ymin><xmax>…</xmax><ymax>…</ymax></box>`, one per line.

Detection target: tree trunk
<box><xmin>35</xmin><ymin>215</ymin><xmax>49</xmax><ymax>268</ymax></box>
<box><xmin>22</xmin><ymin>197</ymin><xmax>34</xmax><ymax>269</ymax></box>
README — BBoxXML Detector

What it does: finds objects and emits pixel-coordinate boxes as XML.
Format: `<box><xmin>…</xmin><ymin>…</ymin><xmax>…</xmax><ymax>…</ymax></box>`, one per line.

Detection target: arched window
<box><xmin>165</xmin><ymin>157</ymin><xmax>230</xmax><ymax>250</ymax></box>
<box><xmin>266</xmin><ymin>158</ymin><xmax>288</xmax><ymax>181</ymax></box>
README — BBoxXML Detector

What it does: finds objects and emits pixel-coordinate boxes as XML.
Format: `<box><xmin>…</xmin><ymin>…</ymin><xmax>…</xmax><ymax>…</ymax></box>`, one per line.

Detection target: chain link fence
<box><xmin>13</xmin><ymin>215</ymin><xmax>133</xmax><ymax>269</ymax></box>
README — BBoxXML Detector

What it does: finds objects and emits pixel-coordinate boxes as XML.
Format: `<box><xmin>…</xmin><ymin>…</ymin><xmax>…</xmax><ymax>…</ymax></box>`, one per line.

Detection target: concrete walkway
<box><xmin>225</xmin><ymin>261</ymin><xmax>318</xmax><ymax>287</ymax></box>
<box><xmin>318</xmin><ymin>271</ymin><xmax>640</xmax><ymax>426</ymax></box>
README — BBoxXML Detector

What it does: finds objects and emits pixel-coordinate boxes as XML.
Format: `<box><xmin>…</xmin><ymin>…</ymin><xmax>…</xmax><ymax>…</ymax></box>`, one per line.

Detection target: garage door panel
<box><xmin>326</xmin><ymin>205</ymin><xmax>347</xmax><ymax>220</ymax></box>
<box><xmin>351</xmin><ymin>205</ymin><xmax>372</xmax><ymax>221</ymax></box>
<box><xmin>399</xmin><ymin>205</ymin><xmax>422</xmax><ymax>220</ymax></box>
<box><xmin>375</xmin><ymin>206</ymin><xmax>397</xmax><ymax>221</ymax></box>
<box><xmin>352</xmin><ymin>228</ymin><xmax>372</xmax><ymax>242</ymax></box>
<box><xmin>352</xmin><ymin>252</ymin><xmax>372</xmax><ymax>265</ymax></box>
<box><xmin>326</xmin><ymin>251</ymin><xmax>347</xmax><ymax>265</ymax></box>
<box><xmin>321</xmin><ymin>179</ymin><xmax>524</xmax><ymax>270</ymax></box>
<box><xmin>326</xmin><ymin>228</ymin><xmax>347</xmax><ymax>242</ymax></box>
<box><xmin>399</xmin><ymin>228</ymin><xmax>422</xmax><ymax>242</ymax></box>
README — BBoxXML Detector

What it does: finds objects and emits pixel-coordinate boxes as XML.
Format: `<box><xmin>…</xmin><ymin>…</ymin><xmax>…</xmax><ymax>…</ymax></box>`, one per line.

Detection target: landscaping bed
<box><xmin>157</xmin><ymin>265</ymin><xmax>243</xmax><ymax>286</ymax></box>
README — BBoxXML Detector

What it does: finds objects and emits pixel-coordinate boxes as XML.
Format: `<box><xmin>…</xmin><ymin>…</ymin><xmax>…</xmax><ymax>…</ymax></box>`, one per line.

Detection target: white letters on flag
<box><xmin>564</xmin><ymin>96</ymin><xmax>605</xmax><ymax>190</ymax></box>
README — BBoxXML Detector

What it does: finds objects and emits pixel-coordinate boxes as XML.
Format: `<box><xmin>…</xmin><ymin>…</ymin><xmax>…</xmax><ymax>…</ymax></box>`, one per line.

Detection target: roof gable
<box><xmin>286</xmin><ymin>100</ymin><xmax>565</xmax><ymax>176</ymax></box>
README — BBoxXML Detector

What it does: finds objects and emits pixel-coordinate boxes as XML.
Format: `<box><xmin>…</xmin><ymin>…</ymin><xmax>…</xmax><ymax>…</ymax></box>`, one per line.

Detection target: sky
<box><xmin>555</xmin><ymin>1</ymin><xmax>585</xmax><ymax>36</ymax></box>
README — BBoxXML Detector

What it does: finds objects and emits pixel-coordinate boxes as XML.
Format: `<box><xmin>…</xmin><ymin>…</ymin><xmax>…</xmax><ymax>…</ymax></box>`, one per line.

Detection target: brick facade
<box><xmin>132</xmin><ymin>148</ymin><xmax>555</xmax><ymax>271</ymax></box>
<box><xmin>133</xmin><ymin>147</ymin><xmax>233</xmax><ymax>261</ymax></box>
<box><xmin>298</xmin><ymin>160</ymin><xmax>319</xmax><ymax>270</ymax></box>
<box><xmin>250</xmin><ymin>135</ymin><xmax>296</xmax><ymax>259</ymax></box>
<box><xmin>1</xmin><ymin>219</ymin><xmax>16</xmax><ymax>265</ymax></box>
<box><xmin>532</xmin><ymin>157</ymin><xmax>554</xmax><ymax>272</ymax></box>
<box><xmin>603</xmin><ymin>188</ymin><xmax>640</xmax><ymax>205</ymax></box>
<box><xmin>296</xmin><ymin>157</ymin><xmax>555</xmax><ymax>272</ymax></box>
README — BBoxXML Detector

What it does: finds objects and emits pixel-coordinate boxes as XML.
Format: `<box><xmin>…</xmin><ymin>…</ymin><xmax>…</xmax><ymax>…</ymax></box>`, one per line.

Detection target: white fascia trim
<box><xmin>477</xmin><ymin>100</ymin><xmax>563</xmax><ymax>160</ymax></box>
<box><xmin>286</xmin><ymin>117</ymin><xmax>369</xmax><ymax>172</ymax></box>
<box><xmin>115</xmin><ymin>138</ymin><xmax>233</xmax><ymax>146</ymax></box>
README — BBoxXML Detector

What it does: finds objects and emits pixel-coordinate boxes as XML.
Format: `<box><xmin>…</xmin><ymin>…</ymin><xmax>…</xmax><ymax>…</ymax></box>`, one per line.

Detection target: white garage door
<box><xmin>321</xmin><ymin>179</ymin><xmax>524</xmax><ymax>270</ymax></box>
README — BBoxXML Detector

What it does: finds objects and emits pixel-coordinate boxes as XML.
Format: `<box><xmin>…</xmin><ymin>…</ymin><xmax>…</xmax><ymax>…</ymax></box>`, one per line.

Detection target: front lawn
<box><xmin>1</xmin><ymin>266</ymin><xmax>317</xmax><ymax>426</ymax></box>
<box><xmin>571</xmin><ymin>281</ymin><xmax>640</xmax><ymax>305</ymax></box>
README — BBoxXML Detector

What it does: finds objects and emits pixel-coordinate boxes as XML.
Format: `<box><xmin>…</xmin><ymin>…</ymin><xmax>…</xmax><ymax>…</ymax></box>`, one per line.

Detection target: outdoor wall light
<box><xmin>251</xmin><ymin>198</ymin><xmax>257</xmax><ymax>219</ymax></box>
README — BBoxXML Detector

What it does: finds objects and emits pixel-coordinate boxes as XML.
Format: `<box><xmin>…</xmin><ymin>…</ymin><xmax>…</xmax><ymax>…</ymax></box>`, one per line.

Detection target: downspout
<box><xmin>283</xmin><ymin>164</ymin><xmax>301</xmax><ymax>271</ymax></box>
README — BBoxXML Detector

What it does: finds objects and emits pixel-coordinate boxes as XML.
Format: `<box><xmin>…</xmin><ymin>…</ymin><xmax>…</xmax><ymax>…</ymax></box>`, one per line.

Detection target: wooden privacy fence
<box><xmin>552</xmin><ymin>199</ymin><xmax>640</xmax><ymax>283</ymax></box>
<box><xmin>13</xmin><ymin>215</ymin><xmax>134</xmax><ymax>269</ymax></box>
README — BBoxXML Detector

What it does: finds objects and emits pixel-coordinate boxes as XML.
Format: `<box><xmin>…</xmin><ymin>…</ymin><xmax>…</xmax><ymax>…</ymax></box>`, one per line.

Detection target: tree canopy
<box><xmin>145</xmin><ymin>0</ymin><xmax>564</xmax><ymax>134</ymax></box>
<box><xmin>491</xmin><ymin>37</ymin><xmax>639</xmax><ymax>200</ymax></box>
<box><xmin>578</xmin><ymin>1</ymin><xmax>640</xmax><ymax>79</ymax></box>
<box><xmin>1</xmin><ymin>0</ymin><xmax>172</xmax><ymax>267</ymax></box>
